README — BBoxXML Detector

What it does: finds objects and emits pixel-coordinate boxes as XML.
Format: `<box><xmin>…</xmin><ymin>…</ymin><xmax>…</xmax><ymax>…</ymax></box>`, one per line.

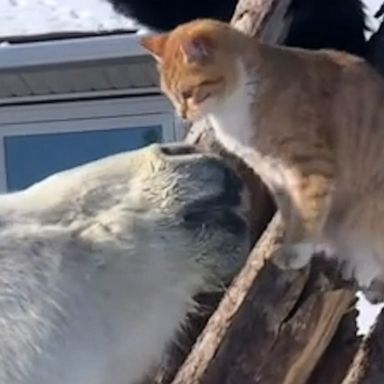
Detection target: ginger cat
<box><xmin>141</xmin><ymin>19</ymin><xmax>384</xmax><ymax>302</ymax></box>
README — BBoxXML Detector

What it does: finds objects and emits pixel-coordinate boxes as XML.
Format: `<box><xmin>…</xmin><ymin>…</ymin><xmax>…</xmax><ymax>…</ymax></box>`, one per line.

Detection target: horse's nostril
<box><xmin>224</xmin><ymin>166</ymin><xmax>243</xmax><ymax>191</ymax></box>
<box><xmin>159</xmin><ymin>143</ymin><xmax>199</xmax><ymax>156</ymax></box>
<box><xmin>222</xmin><ymin>166</ymin><xmax>243</xmax><ymax>205</ymax></box>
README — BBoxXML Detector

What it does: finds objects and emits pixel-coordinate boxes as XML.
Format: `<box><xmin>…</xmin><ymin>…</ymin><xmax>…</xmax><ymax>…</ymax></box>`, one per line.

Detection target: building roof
<box><xmin>0</xmin><ymin>1</ymin><xmax>158</xmax><ymax>104</ymax></box>
<box><xmin>0</xmin><ymin>0</ymin><xmax>140</xmax><ymax>42</ymax></box>
<box><xmin>0</xmin><ymin>33</ymin><xmax>159</xmax><ymax>104</ymax></box>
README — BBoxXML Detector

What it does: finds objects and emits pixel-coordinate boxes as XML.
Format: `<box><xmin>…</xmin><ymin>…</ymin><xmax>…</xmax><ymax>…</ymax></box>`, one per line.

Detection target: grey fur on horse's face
<box><xmin>19</xmin><ymin>142</ymin><xmax>249</xmax><ymax>286</ymax></box>
<box><xmin>153</xmin><ymin>143</ymin><xmax>250</xmax><ymax>285</ymax></box>
<box><xmin>112</xmin><ymin>142</ymin><xmax>250</xmax><ymax>286</ymax></box>
<box><xmin>0</xmin><ymin>142</ymin><xmax>249</xmax><ymax>384</ymax></box>
<box><xmin>105</xmin><ymin>142</ymin><xmax>249</xmax><ymax>285</ymax></box>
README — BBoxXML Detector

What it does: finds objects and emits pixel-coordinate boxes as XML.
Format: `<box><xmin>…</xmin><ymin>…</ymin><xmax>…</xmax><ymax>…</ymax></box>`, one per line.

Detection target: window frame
<box><xmin>0</xmin><ymin>95</ymin><xmax>183</xmax><ymax>192</ymax></box>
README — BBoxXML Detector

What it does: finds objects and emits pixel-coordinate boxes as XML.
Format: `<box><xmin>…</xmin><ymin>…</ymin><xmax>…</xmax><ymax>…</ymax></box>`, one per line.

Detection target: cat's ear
<box><xmin>181</xmin><ymin>35</ymin><xmax>213</xmax><ymax>65</ymax></box>
<box><xmin>140</xmin><ymin>34</ymin><xmax>168</xmax><ymax>62</ymax></box>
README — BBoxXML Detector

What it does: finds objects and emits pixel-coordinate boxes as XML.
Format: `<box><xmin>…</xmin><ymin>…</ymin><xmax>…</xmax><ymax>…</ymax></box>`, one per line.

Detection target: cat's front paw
<box><xmin>272</xmin><ymin>242</ymin><xmax>315</xmax><ymax>270</ymax></box>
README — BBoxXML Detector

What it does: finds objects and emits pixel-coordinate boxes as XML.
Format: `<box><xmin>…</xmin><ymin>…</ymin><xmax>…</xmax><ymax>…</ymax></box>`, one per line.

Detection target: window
<box><xmin>0</xmin><ymin>96</ymin><xmax>183</xmax><ymax>191</ymax></box>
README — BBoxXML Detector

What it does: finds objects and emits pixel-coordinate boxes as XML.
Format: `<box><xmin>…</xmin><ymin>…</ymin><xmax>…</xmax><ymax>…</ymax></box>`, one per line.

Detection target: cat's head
<box><xmin>140</xmin><ymin>19</ymin><xmax>245</xmax><ymax>122</ymax></box>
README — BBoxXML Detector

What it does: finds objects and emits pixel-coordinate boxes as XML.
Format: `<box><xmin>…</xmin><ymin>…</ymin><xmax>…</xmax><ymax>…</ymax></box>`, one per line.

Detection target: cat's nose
<box><xmin>177</xmin><ymin>103</ymin><xmax>187</xmax><ymax>120</ymax></box>
<box><xmin>180</xmin><ymin>110</ymin><xmax>187</xmax><ymax>120</ymax></box>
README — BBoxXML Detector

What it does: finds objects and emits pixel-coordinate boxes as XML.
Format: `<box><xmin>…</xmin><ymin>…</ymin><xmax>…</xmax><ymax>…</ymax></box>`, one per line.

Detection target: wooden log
<box><xmin>230</xmin><ymin>0</ymin><xmax>283</xmax><ymax>35</ymax></box>
<box><xmin>170</xmin><ymin>214</ymin><xmax>354</xmax><ymax>384</ymax></box>
<box><xmin>309</xmin><ymin>308</ymin><xmax>361</xmax><ymax>384</ymax></box>
<box><xmin>342</xmin><ymin>309</ymin><xmax>384</xmax><ymax>384</ymax></box>
<box><xmin>280</xmin><ymin>289</ymin><xmax>354</xmax><ymax>384</ymax></box>
<box><xmin>170</xmin><ymin>215</ymin><xmax>296</xmax><ymax>383</ymax></box>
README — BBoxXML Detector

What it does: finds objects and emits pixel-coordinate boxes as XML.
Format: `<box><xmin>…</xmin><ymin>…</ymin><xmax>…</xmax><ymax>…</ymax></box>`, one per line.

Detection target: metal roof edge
<box><xmin>0</xmin><ymin>30</ymin><xmax>138</xmax><ymax>44</ymax></box>
<box><xmin>0</xmin><ymin>33</ymin><xmax>148</xmax><ymax>71</ymax></box>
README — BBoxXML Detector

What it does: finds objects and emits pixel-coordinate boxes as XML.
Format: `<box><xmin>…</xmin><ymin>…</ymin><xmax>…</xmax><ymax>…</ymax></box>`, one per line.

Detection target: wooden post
<box><xmin>342</xmin><ymin>309</ymin><xmax>384</xmax><ymax>384</ymax></box>
<box><xmin>171</xmin><ymin>215</ymin><xmax>355</xmax><ymax>384</ymax></box>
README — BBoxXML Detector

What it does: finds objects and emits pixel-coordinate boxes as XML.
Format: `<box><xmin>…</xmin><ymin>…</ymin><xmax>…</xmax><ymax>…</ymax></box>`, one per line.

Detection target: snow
<box><xmin>0</xmin><ymin>0</ymin><xmax>382</xmax><ymax>39</ymax></box>
<box><xmin>366</xmin><ymin>0</ymin><xmax>383</xmax><ymax>31</ymax></box>
<box><xmin>356</xmin><ymin>292</ymin><xmax>384</xmax><ymax>336</ymax></box>
<box><xmin>0</xmin><ymin>0</ymin><xmax>138</xmax><ymax>38</ymax></box>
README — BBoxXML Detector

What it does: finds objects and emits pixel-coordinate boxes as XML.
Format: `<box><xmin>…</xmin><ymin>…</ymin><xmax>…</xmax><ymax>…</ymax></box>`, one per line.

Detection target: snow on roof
<box><xmin>0</xmin><ymin>0</ymin><xmax>139</xmax><ymax>41</ymax></box>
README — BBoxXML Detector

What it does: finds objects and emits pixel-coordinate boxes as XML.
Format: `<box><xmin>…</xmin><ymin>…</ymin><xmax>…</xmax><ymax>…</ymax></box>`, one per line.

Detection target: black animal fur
<box><xmin>107</xmin><ymin>0</ymin><xmax>368</xmax><ymax>56</ymax></box>
<box><xmin>284</xmin><ymin>0</ymin><xmax>368</xmax><ymax>56</ymax></box>
<box><xmin>108</xmin><ymin>0</ymin><xmax>237</xmax><ymax>31</ymax></box>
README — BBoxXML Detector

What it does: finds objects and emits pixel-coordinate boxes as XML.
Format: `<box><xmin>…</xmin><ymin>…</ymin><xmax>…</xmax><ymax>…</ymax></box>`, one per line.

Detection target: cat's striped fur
<box><xmin>141</xmin><ymin>19</ymin><xmax>384</xmax><ymax>302</ymax></box>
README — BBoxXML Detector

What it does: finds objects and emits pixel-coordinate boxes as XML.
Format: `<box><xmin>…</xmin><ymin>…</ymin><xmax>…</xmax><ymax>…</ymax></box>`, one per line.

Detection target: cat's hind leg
<box><xmin>332</xmin><ymin>195</ymin><xmax>384</xmax><ymax>303</ymax></box>
<box><xmin>271</xmin><ymin>168</ymin><xmax>335</xmax><ymax>271</ymax></box>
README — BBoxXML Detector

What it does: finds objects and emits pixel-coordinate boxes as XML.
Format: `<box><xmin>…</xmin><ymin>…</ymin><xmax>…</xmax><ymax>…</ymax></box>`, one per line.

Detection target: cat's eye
<box><xmin>181</xmin><ymin>89</ymin><xmax>193</xmax><ymax>100</ymax></box>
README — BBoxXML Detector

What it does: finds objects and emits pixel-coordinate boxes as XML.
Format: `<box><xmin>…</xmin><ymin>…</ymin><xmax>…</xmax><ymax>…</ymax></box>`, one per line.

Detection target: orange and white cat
<box><xmin>141</xmin><ymin>19</ymin><xmax>384</xmax><ymax>302</ymax></box>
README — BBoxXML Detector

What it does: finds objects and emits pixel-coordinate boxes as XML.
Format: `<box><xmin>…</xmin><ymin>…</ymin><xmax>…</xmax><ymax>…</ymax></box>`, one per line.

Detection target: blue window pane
<box><xmin>5</xmin><ymin>125</ymin><xmax>162</xmax><ymax>191</ymax></box>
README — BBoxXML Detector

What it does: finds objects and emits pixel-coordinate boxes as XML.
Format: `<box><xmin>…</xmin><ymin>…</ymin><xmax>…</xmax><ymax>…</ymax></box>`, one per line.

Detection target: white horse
<box><xmin>0</xmin><ymin>143</ymin><xmax>249</xmax><ymax>384</ymax></box>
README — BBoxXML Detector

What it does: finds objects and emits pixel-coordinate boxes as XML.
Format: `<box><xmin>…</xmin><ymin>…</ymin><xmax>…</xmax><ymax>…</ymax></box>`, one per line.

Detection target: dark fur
<box><xmin>108</xmin><ymin>0</ymin><xmax>368</xmax><ymax>56</ymax></box>
<box><xmin>108</xmin><ymin>0</ymin><xmax>237</xmax><ymax>31</ymax></box>
<box><xmin>284</xmin><ymin>0</ymin><xmax>368</xmax><ymax>56</ymax></box>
